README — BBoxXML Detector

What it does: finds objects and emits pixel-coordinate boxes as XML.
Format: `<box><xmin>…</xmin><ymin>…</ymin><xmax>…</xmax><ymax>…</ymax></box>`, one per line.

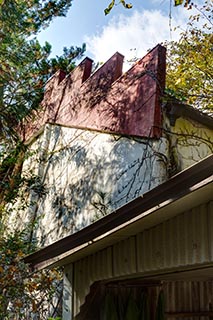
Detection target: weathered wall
<box><xmin>9</xmin><ymin>45</ymin><xmax>213</xmax><ymax>249</ymax></box>
<box><xmin>13</xmin><ymin>124</ymin><xmax>168</xmax><ymax>246</ymax></box>
<box><xmin>10</xmin><ymin>108</ymin><xmax>213</xmax><ymax>247</ymax></box>
<box><xmin>162</xmin><ymin>111</ymin><xmax>213</xmax><ymax>175</ymax></box>
<box><xmin>19</xmin><ymin>45</ymin><xmax>166</xmax><ymax>142</ymax></box>
<box><xmin>72</xmin><ymin>280</ymin><xmax>213</xmax><ymax>320</ymax></box>
<box><xmin>167</xmin><ymin>117</ymin><xmax>213</xmax><ymax>171</ymax></box>
<box><xmin>71</xmin><ymin>201</ymin><xmax>213</xmax><ymax>317</ymax></box>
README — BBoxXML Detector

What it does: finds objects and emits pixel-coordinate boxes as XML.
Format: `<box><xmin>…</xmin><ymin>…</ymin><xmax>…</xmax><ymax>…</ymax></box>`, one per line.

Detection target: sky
<box><xmin>37</xmin><ymin>0</ymin><xmax>199</xmax><ymax>70</ymax></box>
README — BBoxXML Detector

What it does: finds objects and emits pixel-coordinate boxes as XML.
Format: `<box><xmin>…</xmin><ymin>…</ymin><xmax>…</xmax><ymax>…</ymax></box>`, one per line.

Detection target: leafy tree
<box><xmin>0</xmin><ymin>0</ymin><xmax>85</xmax><ymax>144</ymax></box>
<box><xmin>0</xmin><ymin>0</ymin><xmax>85</xmax><ymax>211</ymax></box>
<box><xmin>166</xmin><ymin>1</ymin><xmax>213</xmax><ymax>113</ymax></box>
<box><xmin>0</xmin><ymin>229</ymin><xmax>62</xmax><ymax>319</ymax></box>
<box><xmin>0</xmin><ymin>0</ymin><xmax>86</xmax><ymax>218</ymax></box>
<box><xmin>1</xmin><ymin>0</ymin><xmax>212</xmax><ymax>317</ymax></box>
<box><xmin>0</xmin><ymin>1</ymin><xmax>85</xmax><ymax>318</ymax></box>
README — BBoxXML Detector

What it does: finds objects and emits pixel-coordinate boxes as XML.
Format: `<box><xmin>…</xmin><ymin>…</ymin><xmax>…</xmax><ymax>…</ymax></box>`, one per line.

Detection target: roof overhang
<box><xmin>24</xmin><ymin>155</ymin><xmax>213</xmax><ymax>271</ymax></box>
<box><xmin>164</xmin><ymin>100</ymin><xmax>213</xmax><ymax>129</ymax></box>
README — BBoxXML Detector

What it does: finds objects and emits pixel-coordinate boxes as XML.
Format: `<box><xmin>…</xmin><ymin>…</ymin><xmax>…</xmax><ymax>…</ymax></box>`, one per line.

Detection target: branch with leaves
<box><xmin>0</xmin><ymin>0</ymin><xmax>85</xmax><ymax>318</ymax></box>
<box><xmin>104</xmin><ymin>0</ymin><xmax>194</xmax><ymax>15</ymax></box>
<box><xmin>166</xmin><ymin>1</ymin><xmax>213</xmax><ymax>113</ymax></box>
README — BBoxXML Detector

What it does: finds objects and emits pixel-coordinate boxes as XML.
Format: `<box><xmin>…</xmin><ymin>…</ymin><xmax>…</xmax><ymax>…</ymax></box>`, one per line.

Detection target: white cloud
<box><xmin>84</xmin><ymin>8</ymin><xmax>193</xmax><ymax>70</ymax></box>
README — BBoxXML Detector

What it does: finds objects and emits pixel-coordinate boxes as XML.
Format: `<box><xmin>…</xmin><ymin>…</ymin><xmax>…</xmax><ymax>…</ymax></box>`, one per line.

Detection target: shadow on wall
<box><xmin>19</xmin><ymin>44</ymin><xmax>166</xmax><ymax>143</ymax></box>
<box><xmin>18</xmin><ymin>45</ymin><xmax>168</xmax><ymax>246</ymax></box>
<box><xmin>75</xmin><ymin>280</ymin><xmax>162</xmax><ymax>320</ymax></box>
<box><xmin>23</xmin><ymin>123</ymin><xmax>168</xmax><ymax>246</ymax></box>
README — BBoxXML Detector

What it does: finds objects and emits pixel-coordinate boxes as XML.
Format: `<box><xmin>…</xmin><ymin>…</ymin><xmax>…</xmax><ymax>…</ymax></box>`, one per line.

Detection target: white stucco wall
<box><xmin>169</xmin><ymin>117</ymin><xmax>213</xmax><ymax>170</ymax></box>
<box><xmin>13</xmin><ymin>124</ymin><xmax>169</xmax><ymax>246</ymax></box>
<box><xmin>8</xmin><ymin>110</ymin><xmax>212</xmax><ymax>247</ymax></box>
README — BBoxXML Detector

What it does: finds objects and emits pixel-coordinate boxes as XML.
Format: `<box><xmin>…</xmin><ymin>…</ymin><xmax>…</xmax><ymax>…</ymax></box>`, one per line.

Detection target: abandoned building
<box><xmin>13</xmin><ymin>44</ymin><xmax>213</xmax><ymax>319</ymax></box>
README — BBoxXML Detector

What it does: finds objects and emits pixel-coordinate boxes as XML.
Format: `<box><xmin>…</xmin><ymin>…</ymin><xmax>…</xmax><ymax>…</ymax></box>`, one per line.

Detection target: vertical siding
<box><xmin>137</xmin><ymin>202</ymin><xmax>211</xmax><ymax>272</ymax></box>
<box><xmin>63</xmin><ymin>265</ymin><xmax>73</xmax><ymax>320</ymax></box>
<box><xmin>164</xmin><ymin>281</ymin><xmax>213</xmax><ymax>320</ymax></box>
<box><xmin>73</xmin><ymin>280</ymin><xmax>213</xmax><ymax>319</ymax></box>
<box><xmin>113</xmin><ymin>236</ymin><xmax>137</xmax><ymax>276</ymax></box>
<box><xmin>74</xmin><ymin>247</ymin><xmax>112</xmax><ymax>315</ymax></box>
<box><xmin>208</xmin><ymin>201</ymin><xmax>213</xmax><ymax>261</ymax></box>
<box><xmin>73</xmin><ymin>202</ymin><xmax>213</xmax><ymax>317</ymax></box>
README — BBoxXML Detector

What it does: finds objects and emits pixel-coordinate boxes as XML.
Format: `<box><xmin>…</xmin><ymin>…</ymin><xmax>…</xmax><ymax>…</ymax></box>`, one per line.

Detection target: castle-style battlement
<box><xmin>20</xmin><ymin>44</ymin><xmax>166</xmax><ymax>143</ymax></box>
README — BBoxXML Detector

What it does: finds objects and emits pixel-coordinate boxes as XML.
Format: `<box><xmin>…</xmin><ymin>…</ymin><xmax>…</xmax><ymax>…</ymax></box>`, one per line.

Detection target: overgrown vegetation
<box><xmin>0</xmin><ymin>0</ymin><xmax>84</xmax><ymax>318</ymax></box>
<box><xmin>0</xmin><ymin>229</ymin><xmax>62</xmax><ymax>319</ymax></box>
<box><xmin>0</xmin><ymin>0</ymin><xmax>85</xmax><ymax>145</ymax></box>
<box><xmin>166</xmin><ymin>1</ymin><xmax>213</xmax><ymax>113</ymax></box>
<box><xmin>105</xmin><ymin>1</ymin><xmax>212</xmax><ymax>113</ymax></box>
<box><xmin>0</xmin><ymin>0</ymin><xmax>212</xmax><ymax>318</ymax></box>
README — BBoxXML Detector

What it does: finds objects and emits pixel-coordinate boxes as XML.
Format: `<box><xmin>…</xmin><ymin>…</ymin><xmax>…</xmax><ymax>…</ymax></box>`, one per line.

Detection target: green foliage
<box><xmin>0</xmin><ymin>0</ymin><xmax>85</xmax><ymax>144</ymax></box>
<box><xmin>0</xmin><ymin>143</ymin><xmax>26</xmax><ymax>204</ymax></box>
<box><xmin>24</xmin><ymin>174</ymin><xmax>47</xmax><ymax>196</ymax></box>
<box><xmin>102</xmin><ymin>293</ymin><xmax>119</xmax><ymax>320</ymax></box>
<box><xmin>101</xmin><ymin>289</ymin><xmax>164</xmax><ymax>319</ymax></box>
<box><xmin>104</xmin><ymin>0</ymin><xmax>132</xmax><ymax>15</ymax></box>
<box><xmin>124</xmin><ymin>294</ymin><xmax>139</xmax><ymax>320</ymax></box>
<box><xmin>0</xmin><ymin>0</ymin><xmax>73</xmax><ymax>35</ymax></box>
<box><xmin>140</xmin><ymin>291</ymin><xmax>149</xmax><ymax>320</ymax></box>
<box><xmin>0</xmin><ymin>229</ymin><xmax>63</xmax><ymax>319</ymax></box>
<box><xmin>0</xmin><ymin>0</ymin><xmax>84</xmax><ymax>318</ymax></box>
<box><xmin>174</xmin><ymin>0</ymin><xmax>183</xmax><ymax>6</ymax></box>
<box><xmin>104</xmin><ymin>0</ymin><xmax>194</xmax><ymax>14</ymax></box>
<box><xmin>0</xmin><ymin>145</ymin><xmax>62</xmax><ymax>318</ymax></box>
<box><xmin>166</xmin><ymin>1</ymin><xmax>213</xmax><ymax>113</ymax></box>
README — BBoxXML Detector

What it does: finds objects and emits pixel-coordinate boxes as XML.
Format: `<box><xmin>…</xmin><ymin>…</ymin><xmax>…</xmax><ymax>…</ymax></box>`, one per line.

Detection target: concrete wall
<box><xmin>167</xmin><ymin>116</ymin><xmax>213</xmax><ymax>171</ymax></box>
<box><xmin>9</xmin><ymin>110</ymin><xmax>213</xmax><ymax>247</ymax></box>
<box><xmin>9</xmin><ymin>46</ymin><xmax>213</xmax><ymax>248</ymax></box>
<box><xmin>14</xmin><ymin>124</ymin><xmax>168</xmax><ymax>246</ymax></box>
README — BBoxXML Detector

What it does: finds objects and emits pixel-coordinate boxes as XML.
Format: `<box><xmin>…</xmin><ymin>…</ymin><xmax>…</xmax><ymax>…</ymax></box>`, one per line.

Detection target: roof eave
<box><xmin>24</xmin><ymin>154</ymin><xmax>213</xmax><ymax>270</ymax></box>
<box><xmin>164</xmin><ymin>100</ymin><xmax>213</xmax><ymax>129</ymax></box>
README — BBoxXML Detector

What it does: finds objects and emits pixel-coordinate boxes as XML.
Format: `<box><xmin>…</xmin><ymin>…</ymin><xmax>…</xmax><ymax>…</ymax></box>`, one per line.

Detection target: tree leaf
<box><xmin>174</xmin><ymin>0</ymin><xmax>184</xmax><ymax>6</ymax></box>
<box><xmin>104</xmin><ymin>0</ymin><xmax>115</xmax><ymax>15</ymax></box>
<box><xmin>120</xmin><ymin>0</ymin><xmax>132</xmax><ymax>9</ymax></box>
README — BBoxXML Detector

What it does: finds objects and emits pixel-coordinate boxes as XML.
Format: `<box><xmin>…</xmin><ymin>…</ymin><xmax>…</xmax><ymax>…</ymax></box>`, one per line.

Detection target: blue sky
<box><xmin>38</xmin><ymin>0</ymin><xmax>198</xmax><ymax>69</ymax></box>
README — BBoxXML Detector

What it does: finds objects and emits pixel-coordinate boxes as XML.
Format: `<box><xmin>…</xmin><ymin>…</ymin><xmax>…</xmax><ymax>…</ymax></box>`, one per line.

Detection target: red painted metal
<box><xmin>19</xmin><ymin>45</ymin><xmax>166</xmax><ymax>142</ymax></box>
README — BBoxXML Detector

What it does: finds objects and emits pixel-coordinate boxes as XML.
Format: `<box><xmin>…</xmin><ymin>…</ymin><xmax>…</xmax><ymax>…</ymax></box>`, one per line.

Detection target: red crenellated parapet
<box><xmin>19</xmin><ymin>44</ymin><xmax>166</xmax><ymax>143</ymax></box>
